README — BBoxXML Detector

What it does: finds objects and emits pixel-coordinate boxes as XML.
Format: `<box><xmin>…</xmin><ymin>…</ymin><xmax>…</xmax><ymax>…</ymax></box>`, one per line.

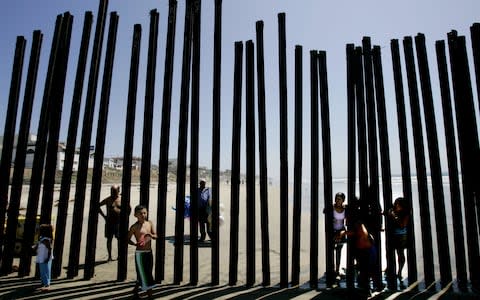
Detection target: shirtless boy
<box><xmin>338</xmin><ymin>220</ymin><xmax>383</xmax><ymax>293</ymax></box>
<box><xmin>128</xmin><ymin>205</ymin><xmax>157</xmax><ymax>296</ymax></box>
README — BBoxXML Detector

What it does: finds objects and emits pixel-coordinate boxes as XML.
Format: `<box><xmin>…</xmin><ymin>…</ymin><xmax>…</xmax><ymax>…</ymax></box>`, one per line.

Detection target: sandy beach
<box><xmin>8</xmin><ymin>180</ymin><xmax>321</xmax><ymax>287</ymax></box>
<box><xmin>3</xmin><ymin>181</ymin><xmax>480</xmax><ymax>299</ymax></box>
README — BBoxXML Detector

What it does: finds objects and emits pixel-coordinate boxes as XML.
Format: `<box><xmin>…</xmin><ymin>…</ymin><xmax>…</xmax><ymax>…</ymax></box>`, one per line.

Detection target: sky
<box><xmin>0</xmin><ymin>0</ymin><xmax>479</xmax><ymax>181</ymax></box>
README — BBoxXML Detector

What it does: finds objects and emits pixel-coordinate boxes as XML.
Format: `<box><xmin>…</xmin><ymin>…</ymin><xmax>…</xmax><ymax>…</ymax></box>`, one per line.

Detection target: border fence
<box><xmin>0</xmin><ymin>0</ymin><xmax>480</xmax><ymax>295</ymax></box>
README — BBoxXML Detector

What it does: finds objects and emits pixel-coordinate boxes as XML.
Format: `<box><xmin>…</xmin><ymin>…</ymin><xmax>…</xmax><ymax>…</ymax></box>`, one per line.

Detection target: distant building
<box><xmin>103</xmin><ymin>156</ymin><xmax>141</xmax><ymax>170</ymax></box>
<box><xmin>6</xmin><ymin>134</ymin><xmax>94</xmax><ymax>171</ymax></box>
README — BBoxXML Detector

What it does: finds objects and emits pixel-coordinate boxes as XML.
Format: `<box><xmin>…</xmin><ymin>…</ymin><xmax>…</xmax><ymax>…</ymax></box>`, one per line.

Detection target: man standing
<box><xmin>198</xmin><ymin>180</ymin><xmax>212</xmax><ymax>241</ymax></box>
<box><xmin>99</xmin><ymin>185</ymin><xmax>121</xmax><ymax>261</ymax></box>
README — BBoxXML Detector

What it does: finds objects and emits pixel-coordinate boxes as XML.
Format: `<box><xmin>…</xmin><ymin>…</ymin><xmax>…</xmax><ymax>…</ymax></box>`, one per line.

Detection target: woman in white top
<box><xmin>332</xmin><ymin>192</ymin><xmax>347</xmax><ymax>276</ymax></box>
<box><xmin>33</xmin><ymin>224</ymin><xmax>53</xmax><ymax>290</ymax></box>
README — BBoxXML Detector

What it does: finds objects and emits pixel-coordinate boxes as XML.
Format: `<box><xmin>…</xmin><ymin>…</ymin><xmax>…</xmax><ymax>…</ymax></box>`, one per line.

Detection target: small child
<box><xmin>338</xmin><ymin>220</ymin><xmax>383</xmax><ymax>293</ymax></box>
<box><xmin>128</xmin><ymin>205</ymin><xmax>157</xmax><ymax>297</ymax></box>
<box><xmin>32</xmin><ymin>224</ymin><xmax>54</xmax><ymax>291</ymax></box>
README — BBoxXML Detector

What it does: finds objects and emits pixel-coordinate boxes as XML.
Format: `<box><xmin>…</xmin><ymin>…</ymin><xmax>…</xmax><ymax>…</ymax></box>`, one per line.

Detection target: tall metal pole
<box><xmin>291</xmin><ymin>45</ymin><xmax>303</xmax><ymax>287</ymax></box>
<box><xmin>354</xmin><ymin>46</ymin><xmax>368</xmax><ymax>214</ymax></box>
<box><xmin>372</xmin><ymin>45</ymin><xmax>396</xmax><ymax>290</ymax></box>
<box><xmin>245</xmin><ymin>39</ymin><xmax>256</xmax><ymax>288</ymax></box>
<box><xmin>318</xmin><ymin>51</ymin><xmax>334</xmax><ymax>288</ymax></box>
<box><xmin>0</xmin><ymin>36</ymin><xmax>26</xmax><ymax>262</ymax></box>
<box><xmin>118</xmin><ymin>24</ymin><xmax>142</xmax><ymax>281</ymax></box>
<box><xmin>345</xmin><ymin>44</ymin><xmax>356</xmax><ymax>289</ymax></box>
<box><xmin>211</xmin><ymin>0</ymin><xmax>222</xmax><ymax>285</ymax></box>
<box><xmin>20</xmin><ymin>15</ymin><xmax>63</xmax><ymax>276</ymax></box>
<box><xmin>40</xmin><ymin>12</ymin><xmax>73</xmax><ymax>225</ymax></box>
<box><xmin>52</xmin><ymin>11</ymin><xmax>93</xmax><ymax>279</ymax></box>
<box><xmin>469</xmin><ymin>24</ymin><xmax>480</xmax><ymax>247</ymax></box>
<box><xmin>309</xmin><ymin>50</ymin><xmax>319</xmax><ymax>289</ymax></box>
<box><xmin>362</xmin><ymin>39</ymin><xmax>382</xmax><ymax>281</ymax></box>
<box><xmin>435</xmin><ymin>40</ymin><xmax>467</xmax><ymax>290</ymax></box>
<box><xmin>140</xmin><ymin>9</ymin><xmax>160</xmax><ymax>209</ymax></box>
<box><xmin>403</xmin><ymin>36</ymin><xmax>435</xmax><ymax>286</ymax></box>
<box><xmin>470</xmin><ymin>23</ymin><xmax>480</xmax><ymax>116</ymax></box>
<box><xmin>277</xmin><ymin>12</ymin><xmax>289</xmax><ymax>288</ymax></box>
<box><xmin>174</xmin><ymin>0</ymin><xmax>193</xmax><ymax>284</ymax></box>
<box><xmin>189</xmin><ymin>0</ymin><xmax>201</xmax><ymax>285</ymax></box>
<box><xmin>256</xmin><ymin>20</ymin><xmax>270</xmax><ymax>287</ymax></box>
<box><xmin>447</xmin><ymin>31</ymin><xmax>480</xmax><ymax>291</ymax></box>
<box><xmin>414</xmin><ymin>33</ymin><xmax>452</xmax><ymax>287</ymax></box>
<box><xmin>3</xmin><ymin>32</ymin><xmax>42</xmax><ymax>275</ymax></box>
<box><xmin>156</xmin><ymin>0</ymin><xmax>177</xmax><ymax>282</ymax></box>
<box><xmin>390</xmin><ymin>39</ymin><xmax>417</xmax><ymax>285</ymax></box>
<box><xmin>85</xmin><ymin>12</ymin><xmax>119</xmax><ymax>280</ymax></box>
<box><xmin>67</xmin><ymin>0</ymin><xmax>109</xmax><ymax>278</ymax></box>
<box><xmin>228</xmin><ymin>41</ymin><xmax>243</xmax><ymax>286</ymax></box>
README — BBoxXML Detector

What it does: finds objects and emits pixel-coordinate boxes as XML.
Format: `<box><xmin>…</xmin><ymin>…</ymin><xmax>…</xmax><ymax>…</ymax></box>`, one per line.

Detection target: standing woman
<box><xmin>332</xmin><ymin>192</ymin><xmax>347</xmax><ymax>277</ymax></box>
<box><xmin>387</xmin><ymin>197</ymin><xmax>409</xmax><ymax>286</ymax></box>
<box><xmin>33</xmin><ymin>224</ymin><xmax>54</xmax><ymax>291</ymax></box>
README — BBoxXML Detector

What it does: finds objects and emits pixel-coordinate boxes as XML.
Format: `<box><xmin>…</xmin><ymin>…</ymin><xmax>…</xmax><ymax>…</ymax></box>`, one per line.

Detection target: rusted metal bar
<box><xmin>318</xmin><ymin>50</ymin><xmax>334</xmax><ymax>288</ymax></box>
<box><xmin>228</xmin><ymin>41</ymin><xmax>243</xmax><ymax>286</ymax></box>
<box><xmin>372</xmin><ymin>45</ymin><xmax>396</xmax><ymax>290</ymax></box>
<box><xmin>470</xmin><ymin>23</ymin><xmax>480</xmax><ymax>116</ymax></box>
<box><xmin>40</xmin><ymin>12</ymin><xmax>73</xmax><ymax>226</ymax></box>
<box><xmin>245</xmin><ymin>39</ymin><xmax>256</xmax><ymax>287</ymax></box>
<box><xmin>156</xmin><ymin>0</ymin><xmax>177</xmax><ymax>282</ymax></box>
<box><xmin>403</xmin><ymin>36</ymin><xmax>435</xmax><ymax>287</ymax></box>
<box><xmin>0</xmin><ymin>36</ymin><xmax>26</xmax><ymax>264</ymax></box>
<box><xmin>354</xmin><ymin>46</ymin><xmax>368</xmax><ymax>215</ymax></box>
<box><xmin>345</xmin><ymin>44</ymin><xmax>356</xmax><ymax>289</ymax></box>
<box><xmin>211</xmin><ymin>0</ymin><xmax>222</xmax><ymax>285</ymax></box>
<box><xmin>140</xmin><ymin>9</ymin><xmax>159</xmax><ymax>209</ymax></box>
<box><xmin>3</xmin><ymin>32</ymin><xmax>41</xmax><ymax>275</ymax></box>
<box><xmin>19</xmin><ymin>15</ymin><xmax>62</xmax><ymax>277</ymax></box>
<box><xmin>118</xmin><ymin>23</ymin><xmax>142</xmax><ymax>281</ymax></box>
<box><xmin>256</xmin><ymin>20</ymin><xmax>270</xmax><ymax>287</ymax></box>
<box><xmin>67</xmin><ymin>0</ymin><xmax>109</xmax><ymax>278</ymax></box>
<box><xmin>174</xmin><ymin>0</ymin><xmax>193</xmax><ymax>284</ymax></box>
<box><xmin>52</xmin><ymin>11</ymin><xmax>93</xmax><ymax>279</ymax></box>
<box><xmin>189</xmin><ymin>0</ymin><xmax>201</xmax><ymax>285</ymax></box>
<box><xmin>469</xmin><ymin>23</ymin><xmax>480</xmax><ymax>251</ymax></box>
<box><xmin>291</xmin><ymin>45</ymin><xmax>303</xmax><ymax>287</ymax></box>
<box><xmin>277</xmin><ymin>12</ymin><xmax>289</xmax><ymax>288</ymax></box>
<box><xmin>435</xmin><ymin>39</ymin><xmax>468</xmax><ymax>291</ymax></box>
<box><xmin>84</xmin><ymin>11</ymin><xmax>119</xmax><ymax>280</ymax></box>
<box><xmin>390</xmin><ymin>39</ymin><xmax>417</xmax><ymax>285</ymax></box>
<box><xmin>447</xmin><ymin>31</ymin><xmax>480</xmax><ymax>291</ymax></box>
<box><xmin>414</xmin><ymin>33</ymin><xmax>452</xmax><ymax>287</ymax></box>
<box><xmin>362</xmin><ymin>39</ymin><xmax>382</xmax><ymax>283</ymax></box>
<box><xmin>309</xmin><ymin>49</ymin><xmax>319</xmax><ymax>289</ymax></box>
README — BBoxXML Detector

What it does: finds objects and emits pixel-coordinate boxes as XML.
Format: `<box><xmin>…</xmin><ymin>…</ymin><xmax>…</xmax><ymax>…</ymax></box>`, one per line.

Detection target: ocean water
<box><xmin>297</xmin><ymin>175</ymin><xmax>463</xmax><ymax>284</ymax></box>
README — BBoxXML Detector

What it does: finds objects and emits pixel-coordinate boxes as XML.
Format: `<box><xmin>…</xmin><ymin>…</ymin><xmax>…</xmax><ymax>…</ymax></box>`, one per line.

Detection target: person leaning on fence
<box><xmin>386</xmin><ymin>197</ymin><xmax>410</xmax><ymax>287</ymax></box>
<box><xmin>128</xmin><ymin>204</ymin><xmax>157</xmax><ymax>297</ymax></box>
<box><xmin>32</xmin><ymin>224</ymin><xmax>54</xmax><ymax>291</ymax></box>
<box><xmin>332</xmin><ymin>192</ymin><xmax>347</xmax><ymax>278</ymax></box>
<box><xmin>198</xmin><ymin>179</ymin><xmax>212</xmax><ymax>241</ymax></box>
<box><xmin>99</xmin><ymin>185</ymin><xmax>121</xmax><ymax>261</ymax></box>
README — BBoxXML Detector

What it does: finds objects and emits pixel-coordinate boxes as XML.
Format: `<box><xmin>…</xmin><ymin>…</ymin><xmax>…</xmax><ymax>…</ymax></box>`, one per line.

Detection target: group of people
<box><xmin>97</xmin><ymin>180</ymin><xmax>212</xmax><ymax>296</ymax></box>
<box><xmin>31</xmin><ymin>184</ymin><xmax>158</xmax><ymax>296</ymax></box>
<box><xmin>32</xmin><ymin>182</ymin><xmax>409</xmax><ymax>296</ymax></box>
<box><xmin>330</xmin><ymin>192</ymin><xmax>410</xmax><ymax>293</ymax></box>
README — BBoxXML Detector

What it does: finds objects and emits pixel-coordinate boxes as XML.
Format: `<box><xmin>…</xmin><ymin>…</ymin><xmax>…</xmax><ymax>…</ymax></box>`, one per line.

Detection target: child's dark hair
<box><xmin>39</xmin><ymin>224</ymin><xmax>53</xmax><ymax>238</ymax></box>
<box><xmin>394</xmin><ymin>197</ymin><xmax>409</xmax><ymax>210</ymax></box>
<box><xmin>134</xmin><ymin>204</ymin><xmax>147</xmax><ymax>214</ymax></box>
<box><xmin>335</xmin><ymin>192</ymin><xmax>346</xmax><ymax>201</ymax></box>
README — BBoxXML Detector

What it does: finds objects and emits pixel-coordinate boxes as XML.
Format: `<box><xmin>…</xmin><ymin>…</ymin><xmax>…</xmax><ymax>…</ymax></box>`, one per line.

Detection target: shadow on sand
<box><xmin>1</xmin><ymin>274</ymin><xmax>479</xmax><ymax>300</ymax></box>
